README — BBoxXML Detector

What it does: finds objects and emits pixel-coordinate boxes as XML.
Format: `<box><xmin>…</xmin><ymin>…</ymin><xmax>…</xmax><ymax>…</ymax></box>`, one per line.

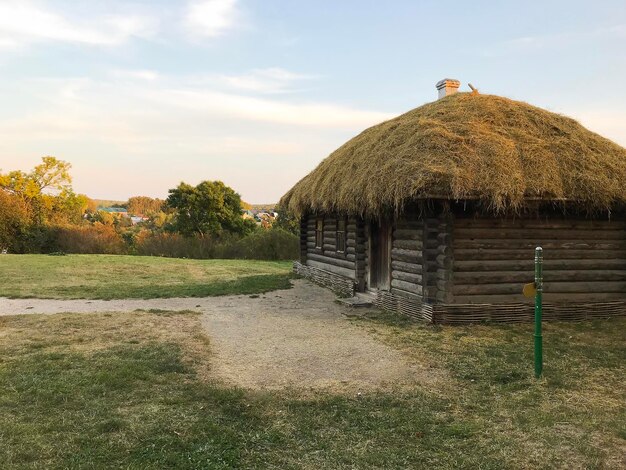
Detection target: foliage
<box><xmin>1</xmin><ymin>159</ymin><xmax>293</xmax><ymax>260</ymax></box>
<box><xmin>0</xmin><ymin>192</ymin><xmax>30</xmax><ymax>251</ymax></box>
<box><xmin>272</xmin><ymin>203</ymin><xmax>299</xmax><ymax>235</ymax></box>
<box><xmin>0</xmin><ymin>157</ymin><xmax>91</xmax><ymax>239</ymax></box>
<box><xmin>166</xmin><ymin>181</ymin><xmax>255</xmax><ymax>237</ymax></box>
<box><xmin>126</xmin><ymin>196</ymin><xmax>164</xmax><ymax>216</ymax></box>
<box><xmin>51</xmin><ymin>224</ymin><xmax>126</xmax><ymax>255</ymax></box>
<box><xmin>217</xmin><ymin>228</ymin><xmax>299</xmax><ymax>260</ymax></box>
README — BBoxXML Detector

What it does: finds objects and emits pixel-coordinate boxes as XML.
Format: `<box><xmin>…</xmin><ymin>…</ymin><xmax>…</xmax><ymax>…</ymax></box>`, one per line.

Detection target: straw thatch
<box><xmin>281</xmin><ymin>93</ymin><xmax>626</xmax><ymax>217</ymax></box>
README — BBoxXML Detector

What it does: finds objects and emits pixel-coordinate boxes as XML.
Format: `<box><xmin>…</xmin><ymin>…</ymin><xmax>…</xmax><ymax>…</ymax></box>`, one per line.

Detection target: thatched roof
<box><xmin>281</xmin><ymin>93</ymin><xmax>626</xmax><ymax>216</ymax></box>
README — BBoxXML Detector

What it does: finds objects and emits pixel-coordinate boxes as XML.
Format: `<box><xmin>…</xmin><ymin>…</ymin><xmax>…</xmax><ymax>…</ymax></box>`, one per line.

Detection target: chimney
<box><xmin>436</xmin><ymin>78</ymin><xmax>460</xmax><ymax>99</ymax></box>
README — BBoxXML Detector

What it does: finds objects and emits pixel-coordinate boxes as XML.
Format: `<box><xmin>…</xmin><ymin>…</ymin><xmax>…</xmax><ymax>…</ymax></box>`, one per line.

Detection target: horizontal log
<box><xmin>390</xmin><ymin>279</ymin><xmax>423</xmax><ymax>294</ymax></box>
<box><xmin>390</xmin><ymin>287</ymin><xmax>423</xmax><ymax>300</ymax></box>
<box><xmin>392</xmin><ymin>239</ymin><xmax>422</xmax><ymax>250</ymax></box>
<box><xmin>454</xmin><ymin>239</ymin><xmax>625</xmax><ymax>250</ymax></box>
<box><xmin>453</xmin><ymin>281</ymin><xmax>626</xmax><ymax>296</ymax></box>
<box><xmin>307</xmin><ymin>252</ymin><xmax>355</xmax><ymax>270</ymax></box>
<box><xmin>392</xmin><ymin>271</ymin><xmax>422</xmax><ymax>284</ymax></box>
<box><xmin>455</xmin><ymin>270</ymin><xmax>626</xmax><ymax>284</ymax></box>
<box><xmin>455</xmin><ymin>218</ymin><xmax>626</xmax><ymax>230</ymax></box>
<box><xmin>391</xmin><ymin>260</ymin><xmax>422</xmax><ymax>274</ymax></box>
<box><xmin>456</xmin><ymin>227</ymin><xmax>626</xmax><ymax>240</ymax></box>
<box><xmin>454</xmin><ymin>248</ymin><xmax>625</xmax><ymax>261</ymax></box>
<box><xmin>452</xmin><ymin>292</ymin><xmax>626</xmax><ymax>304</ymax></box>
<box><xmin>391</xmin><ymin>248</ymin><xmax>422</xmax><ymax>263</ymax></box>
<box><xmin>454</xmin><ymin>259</ymin><xmax>626</xmax><ymax>272</ymax></box>
<box><xmin>393</xmin><ymin>229</ymin><xmax>422</xmax><ymax>240</ymax></box>
<box><xmin>305</xmin><ymin>260</ymin><xmax>355</xmax><ymax>279</ymax></box>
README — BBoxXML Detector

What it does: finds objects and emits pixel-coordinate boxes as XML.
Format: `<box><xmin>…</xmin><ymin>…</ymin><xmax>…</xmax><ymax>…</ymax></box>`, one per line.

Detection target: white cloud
<box><xmin>0</xmin><ymin>73</ymin><xmax>394</xmax><ymax>201</ymax></box>
<box><xmin>185</xmin><ymin>0</ymin><xmax>239</xmax><ymax>38</ymax></box>
<box><xmin>213</xmin><ymin>67</ymin><xmax>318</xmax><ymax>93</ymax></box>
<box><xmin>148</xmin><ymin>86</ymin><xmax>393</xmax><ymax>128</ymax></box>
<box><xmin>0</xmin><ymin>1</ymin><xmax>157</xmax><ymax>47</ymax></box>
<box><xmin>110</xmin><ymin>69</ymin><xmax>160</xmax><ymax>81</ymax></box>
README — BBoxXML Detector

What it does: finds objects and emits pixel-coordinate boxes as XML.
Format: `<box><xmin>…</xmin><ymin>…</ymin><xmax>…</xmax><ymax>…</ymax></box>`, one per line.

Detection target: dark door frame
<box><xmin>368</xmin><ymin>219</ymin><xmax>392</xmax><ymax>291</ymax></box>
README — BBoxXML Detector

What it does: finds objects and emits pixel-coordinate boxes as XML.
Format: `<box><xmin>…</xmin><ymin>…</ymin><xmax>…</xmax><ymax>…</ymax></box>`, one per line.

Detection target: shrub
<box><xmin>217</xmin><ymin>228</ymin><xmax>299</xmax><ymax>260</ymax></box>
<box><xmin>52</xmin><ymin>224</ymin><xmax>126</xmax><ymax>254</ymax></box>
<box><xmin>134</xmin><ymin>228</ymin><xmax>299</xmax><ymax>261</ymax></box>
<box><xmin>0</xmin><ymin>192</ymin><xmax>31</xmax><ymax>252</ymax></box>
<box><xmin>134</xmin><ymin>231</ymin><xmax>219</xmax><ymax>259</ymax></box>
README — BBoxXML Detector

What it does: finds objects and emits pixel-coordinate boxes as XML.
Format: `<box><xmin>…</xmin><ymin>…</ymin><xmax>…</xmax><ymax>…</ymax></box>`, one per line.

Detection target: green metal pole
<box><xmin>534</xmin><ymin>247</ymin><xmax>543</xmax><ymax>378</ymax></box>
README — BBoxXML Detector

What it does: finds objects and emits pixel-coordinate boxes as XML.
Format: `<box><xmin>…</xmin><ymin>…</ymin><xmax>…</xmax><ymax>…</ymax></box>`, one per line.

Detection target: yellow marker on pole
<box><xmin>523</xmin><ymin>282</ymin><xmax>536</xmax><ymax>298</ymax></box>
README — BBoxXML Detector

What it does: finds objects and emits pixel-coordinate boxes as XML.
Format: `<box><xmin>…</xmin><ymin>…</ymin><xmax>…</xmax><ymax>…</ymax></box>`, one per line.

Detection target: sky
<box><xmin>0</xmin><ymin>0</ymin><xmax>625</xmax><ymax>203</ymax></box>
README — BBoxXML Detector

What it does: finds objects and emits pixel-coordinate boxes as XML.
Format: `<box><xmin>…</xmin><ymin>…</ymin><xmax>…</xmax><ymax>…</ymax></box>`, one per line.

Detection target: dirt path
<box><xmin>0</xmin><ymin>280</ymin><xmax>432</xmax><ymax>391</ymax></box>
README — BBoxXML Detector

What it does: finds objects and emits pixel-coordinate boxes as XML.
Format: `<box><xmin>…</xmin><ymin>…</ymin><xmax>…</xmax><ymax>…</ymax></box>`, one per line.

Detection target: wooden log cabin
<box><xmin>281</xmin><ymin>79</ymin><xmax>626</xmax><ymax>324</ymax></box>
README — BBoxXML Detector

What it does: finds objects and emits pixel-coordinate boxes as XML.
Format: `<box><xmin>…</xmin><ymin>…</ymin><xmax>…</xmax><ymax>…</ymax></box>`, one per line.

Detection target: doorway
<box><xmin>370</xmin><ymin>220</ymin><xmax>391</xmax><ymax>290</ymax></box>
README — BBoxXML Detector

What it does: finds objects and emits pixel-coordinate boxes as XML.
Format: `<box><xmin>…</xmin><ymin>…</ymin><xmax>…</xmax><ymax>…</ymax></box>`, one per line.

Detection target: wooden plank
<box><xmin>393</xmin><ymin>229</ymin><xmax>422</xmax><ymax>240</ymax></box>
<box><xmin>456</xmin><ymin>228</ymin><xmax>626</xmax><ymax>240</ymax></box>
<box><xmin>391</xmin><ymin>260</ymin><xmax>422</xmax><ymax>274</ymax></box>
<box><xmin>391</xmin><ymin>279</ymin><xmax>423</xmax><ymax>294</ymax></box>
<box><xmin>452</xmin><ymin>292</ymin><xmax>626</xmax><ymax>303</ymax></box>
<box><xmin>392</xmin><ymin>239</ymin><xmax>422</xmax><ymax>250</ymax></box>
<box><xmin>392</xmin><ymin>270</ymin><xmax>422</xmax><ymax>284</ymax></box>
<box><xmin>455</xmin><ymin>218</ymin><xmax>626</xmax><ymax>230</ymax></box>
<box><xmin>455</xmin><ymin>270</ymin><xmax>626</xmax><ymax>284</ymax></box>
<box><xmin>454</xmin><ymin>248</ymin><xmax>625</xmax><ymax>261</ymax></box>
<box><xmin>306</xmin><ymin>259</ymin><xmax>355</xmax><ymax>279</ymax></box>
<box><xmin>391</xmin><ymin>248</ymin><xmax>422</xmax><ymax>263</ymax></box>
<box><xmin>454</xmin><ymin>239</ymin><xmax>625</xmax><ymax>250</ymax></box>
<box><xmin>307</xmin><ymin>252</ymin><xmax>355</xmax><ymax>270</ymax></box>
<box><xmin>454</xmin><ymin>258</ymin><xmax>626</xmax><ymax>272</ymax></box>
<box><xmin>453</xmin><ymin>281</ymin><xmax>626</xmax><ymax>295</ymax></box>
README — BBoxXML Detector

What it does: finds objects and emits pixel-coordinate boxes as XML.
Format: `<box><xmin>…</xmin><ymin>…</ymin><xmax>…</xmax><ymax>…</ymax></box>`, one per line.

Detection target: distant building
<box><xmin>101</xmin><ymin>207</ymin><xmax>128</xmax><ymax>216</ymax></box>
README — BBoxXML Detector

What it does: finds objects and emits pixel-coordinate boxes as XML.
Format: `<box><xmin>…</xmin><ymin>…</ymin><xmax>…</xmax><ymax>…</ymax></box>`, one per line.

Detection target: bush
<box><xmin>52</xmin><ymin>224</ymin><xmax>126</xmax><ymax>254</ymax></box>
<box><xmin>217</xmin><ymin>228</ymin><xmax>299</xmax><ymax>260</ymax></box>
<box><xmin>135</xmin><ymin>228</ymin><xmax>299</xmax><ymax>261</ymax></box>
<box><xmin>134</xmin><ymin>231</ymin><xmax>219</xmax><ymax>259</ymax></box>
<box><xmin>0</xmin><ymin>192</ymin><xmax>31</xmax><ymax>252</ymax></box>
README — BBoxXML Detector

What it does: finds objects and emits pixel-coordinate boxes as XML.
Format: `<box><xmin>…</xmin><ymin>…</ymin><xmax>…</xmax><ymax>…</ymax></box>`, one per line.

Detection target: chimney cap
<box><xmin>436</xmin><ymin>78</ymin><xmax>461</xmax><ymax>90</ymax></box>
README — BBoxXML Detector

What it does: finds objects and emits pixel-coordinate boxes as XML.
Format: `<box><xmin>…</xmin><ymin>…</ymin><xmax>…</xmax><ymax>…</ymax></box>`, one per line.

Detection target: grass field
<box><xmin>0</xmin><ymin>310</ymin><xmax>623</xmax><ymax>469</ymax></box>
<box><xmin>0</xmin><ymin>255</ymin><xmax>293</xmax><ymax>299</ymax></box>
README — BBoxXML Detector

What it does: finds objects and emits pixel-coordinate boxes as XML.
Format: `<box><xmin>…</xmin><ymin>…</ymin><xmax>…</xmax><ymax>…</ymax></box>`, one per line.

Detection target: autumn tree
<box><xmin>127</xmin><ymin>196</ymin><xmax>164</xmax><ymax>216</ymax></box>
<box><xmin>0</xmin><ymin>192</ymin><xmax>30</xmax><ymax>250</ymax></box>
<box><xmin>166</xmin><ymin>181</ymin><xmax>255</xmax><ymax>237</ymax></box>
<box><xmin>0</xmin><ymin>157</ymin><xmax>88</xmax><ymax>225</ymax></box>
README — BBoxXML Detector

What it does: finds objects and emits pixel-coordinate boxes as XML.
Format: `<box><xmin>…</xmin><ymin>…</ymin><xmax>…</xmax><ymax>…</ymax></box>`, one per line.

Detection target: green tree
<box><xmin>273</xmin><ymin>203</ymin><xmax>300</xmax><ymax>235</ymax></box>
<box><xmin>166</xmin><ymin>181</ymin><xmax>254</xmax><ymax>237</ymax></box>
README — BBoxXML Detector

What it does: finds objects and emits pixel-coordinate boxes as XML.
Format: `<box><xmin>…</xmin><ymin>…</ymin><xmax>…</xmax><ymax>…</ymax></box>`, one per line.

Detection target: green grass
<box><xmin>0</xmin><ymin>254</ymin><xmax>293</xmax><ymax>299</ymax></box>
<box><xmin>0</xmin><ymin>311</ymin><xmax>624</xmax><ymax>469</ymax></box>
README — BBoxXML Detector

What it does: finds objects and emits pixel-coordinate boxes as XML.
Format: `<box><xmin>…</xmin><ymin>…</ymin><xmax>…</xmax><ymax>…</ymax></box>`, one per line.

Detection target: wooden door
<box><xmin>370</xmin><ymin>220</ymin><xmax>391</xmax><ymax>290</ymax></box>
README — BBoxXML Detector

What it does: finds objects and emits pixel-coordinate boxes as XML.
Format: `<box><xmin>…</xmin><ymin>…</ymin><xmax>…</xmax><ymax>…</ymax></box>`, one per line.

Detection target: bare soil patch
<box><xmin>1</xmin><ymin>280</ymin><xmax>437</xmax><ymax>392</ymax></box>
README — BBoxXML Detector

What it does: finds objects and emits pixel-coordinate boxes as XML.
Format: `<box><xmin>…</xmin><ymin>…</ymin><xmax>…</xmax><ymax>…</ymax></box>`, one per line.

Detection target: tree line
<box><xmin>0</xmin><ymin>157</ymin><xmax>298</xmax><ymax>260</ymax></box>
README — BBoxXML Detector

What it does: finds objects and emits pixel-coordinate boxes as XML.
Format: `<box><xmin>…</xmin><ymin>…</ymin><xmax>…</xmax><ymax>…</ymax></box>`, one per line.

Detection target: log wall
<box><xmin>452</xmin><ymin>217</ymin><xmax>626</xmax><ymax>304</ymax></box>
<box><xmin>303</xmin><ymin>213</ymin><xmax>358</xmax><ymax>280</ymax></box>
<box><xmin>389</xmin><ymin>209</ymin><xmax>425</xmax><ymax>300</ymax></box>
<box><xmin>293</xmin><ymin>261</ymin><xmax>355</xmax><ymax>298</ymax></box>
